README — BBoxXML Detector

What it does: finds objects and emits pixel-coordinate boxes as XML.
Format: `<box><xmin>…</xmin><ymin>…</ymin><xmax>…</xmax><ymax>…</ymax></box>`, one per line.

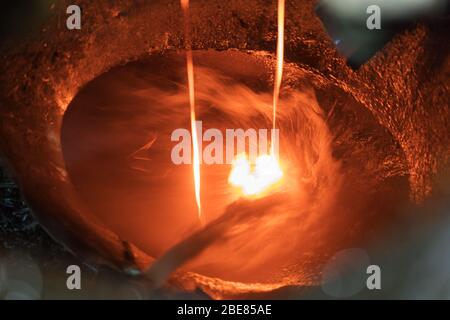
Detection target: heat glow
<box><xmin>272</xmin><ymin>0</ymin><xmax>285</xmax><ymax>135</ymax></box>
<box><xmin>228</xmin><ymin>153</ymin><xmax>283</xmax><ymax>197</ymax></box>
<box><xmin>181</xmin><ymin>0</ymin><xmax>202</xmax><ymax>223</ymax></box>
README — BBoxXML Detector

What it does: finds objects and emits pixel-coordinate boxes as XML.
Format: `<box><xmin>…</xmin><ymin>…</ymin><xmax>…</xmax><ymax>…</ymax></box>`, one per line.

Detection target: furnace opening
<box><xmin>61</xmin><ymin>50</ymin><xmax>410</xmax><ymax>287</ymax></box>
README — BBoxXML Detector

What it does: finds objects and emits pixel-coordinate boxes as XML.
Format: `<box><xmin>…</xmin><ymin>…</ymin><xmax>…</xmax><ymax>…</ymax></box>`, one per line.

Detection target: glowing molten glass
<box><xmin>181</xmin><ymin>0</ymin><xmax>202</xmax><ymax>224</ymax></box>
<box><xmin>228</xmin><ymin>153</ymin><xmax>283</xmax><ymax>197</ymax></box>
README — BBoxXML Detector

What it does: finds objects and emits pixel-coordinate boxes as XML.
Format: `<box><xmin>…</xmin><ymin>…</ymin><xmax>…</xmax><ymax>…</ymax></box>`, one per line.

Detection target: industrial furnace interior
<box><xmin>0</xmin><ymin>0</ymin><xmax>449</xmax><ymax>300</ymax></box>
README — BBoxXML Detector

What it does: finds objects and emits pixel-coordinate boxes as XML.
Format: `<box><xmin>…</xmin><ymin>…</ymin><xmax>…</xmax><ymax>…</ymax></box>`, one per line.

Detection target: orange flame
<box><xmin>271</xmin><ymin>0</ymin><xmax>285</xmax><ymax>155</ymax></box>
<box><xmin>229</xmin><ymin>153</ymin><xmax>283</xmax><ymax>197</ymax></box>
<box><xmin>181</xmin><ymin>0</ymin><xmax>202</xmax><ymax>224</ymax></box>
<box><xmin>228</xmin><ymin>0</ymin><xmax>285</xmax><ymax>197</ymax></box>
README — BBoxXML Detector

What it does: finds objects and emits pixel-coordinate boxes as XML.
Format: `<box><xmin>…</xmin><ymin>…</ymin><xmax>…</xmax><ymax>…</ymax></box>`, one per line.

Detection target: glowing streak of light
<box><xmin>181</xmin><ymin>0</ymin><xmax>202</xmax><ymax>224</ymax></box>
<box><xmin>271</xmin><ymin>0</ymin><xmax>285</xmax><ymax>156</ymax></box>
